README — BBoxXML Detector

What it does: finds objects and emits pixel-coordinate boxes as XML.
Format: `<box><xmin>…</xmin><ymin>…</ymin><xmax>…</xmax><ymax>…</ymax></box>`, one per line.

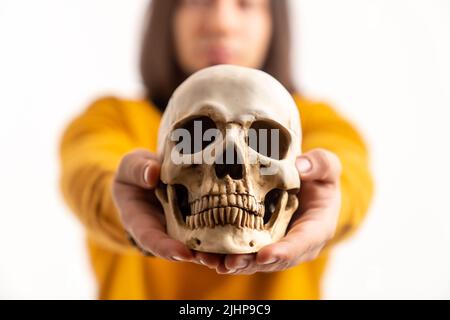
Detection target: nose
<box><xmin>205</xmin><ymin>0</ymin><xmax>239</xmax><ymax>36</ymax></box>
<box><xmin>214</xmin><ymin>144</ymin><xmax>243</xmax><ymax>180</ymax></box>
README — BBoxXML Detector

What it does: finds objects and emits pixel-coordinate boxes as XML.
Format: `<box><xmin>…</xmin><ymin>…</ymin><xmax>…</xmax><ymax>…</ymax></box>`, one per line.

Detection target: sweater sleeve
<box><xmin>296</xmin><ymin>97</ymin><xmax>374</xmax><ymax>247</ymax></box>
<box><xmin>59</xmin><ymin>97</ymin><xmax>157</xmax><ymax>252</ymax></box>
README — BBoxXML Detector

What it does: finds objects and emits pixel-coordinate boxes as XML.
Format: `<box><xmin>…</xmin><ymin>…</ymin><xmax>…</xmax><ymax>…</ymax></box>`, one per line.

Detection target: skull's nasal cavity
<box><xmin>214</xmin><ymin>145</ymin><xmax>243</xmax><ymax>180</ymax></box>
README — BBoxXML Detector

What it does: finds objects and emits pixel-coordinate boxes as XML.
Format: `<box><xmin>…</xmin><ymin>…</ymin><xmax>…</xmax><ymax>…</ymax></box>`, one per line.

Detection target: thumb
<box><xmin>296</xmin><ymin>148</ymin><xmax>342</xmax><ymax>183</ymax></box>
<box><xmin>116</xmin><ymin>149</ymin><xmax>161</xmax><ymax>188</ymax></box>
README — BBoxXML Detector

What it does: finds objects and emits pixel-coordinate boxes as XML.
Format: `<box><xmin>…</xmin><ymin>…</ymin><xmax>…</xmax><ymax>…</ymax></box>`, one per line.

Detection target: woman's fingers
<box><xmin>127</xmin><ymin>200</ymin><xmax>195</xmax><ymax>261</ymax></box>
<box><xmin>217</xmin><ymin>253</ymin><xmax>255</xmax><ymax>274</ymax></box>
<box><xmin>193</xmin><ymin>252</ymin><xmax>257</xmax><ymax>274</ymax></box>
<box><xmin>237</xmin><ymin>149</ymin><xmax>341</xmax><ymax>272</ymax></box>
<box><xmin>114</xmin><ymin>182</ymin><xmax>195</xmax><ymax>261</ymax></box>
<box><xmin>255</xmin><ymin>211</ymin><xmax>333</xmax><ymax>270</ymax></box>
<box><xmin>138</xmin><ymin>227</ymin><xmax>194</xmax><ymax>261</ymax></box>
<box><xmin>115</xmin><ymin>149</ymin><xmax>161</xmax><ymax>189</ymax></box>
<box><xmin>296</xmin><ymin>148</ymin><xmax>342</xmax><ymax>183</ymax></box>
<box><xmin>220</xmin><ymin>253</ymin><xmax>285</xmax><ymax>275</ymax></box>
<box><xmin>194</xmin><ymin>252</ymin><xmax>223</xmax><ymax>269</ymax></box>
<box><xmin>113</xmin><ymin>149</ymin><xmax>194</xmax><ymax>261</ymax></box>
<box><xmin>127</xmin><ymin>202</ymin><xmax>195</xmax><ymax>261</ymax></box>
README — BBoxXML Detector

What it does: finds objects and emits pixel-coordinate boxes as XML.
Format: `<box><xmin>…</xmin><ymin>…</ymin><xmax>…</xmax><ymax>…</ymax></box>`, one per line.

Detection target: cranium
<box><xmin>155</xmin><ymin>65</ymin><xmax>301</xmax><ymax>254</ymax></box>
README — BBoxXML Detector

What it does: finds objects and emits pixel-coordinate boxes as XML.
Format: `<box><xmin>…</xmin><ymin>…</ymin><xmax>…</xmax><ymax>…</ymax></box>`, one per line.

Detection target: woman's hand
<box><xmin>112</xmin><ymin>149</ymin><xmax>195</xmax><ymax>262</ymax></box>
<box><xmin>194</xmin><ymin>148</ymin><xmax>342</xmax><ymax>274</ymax></box>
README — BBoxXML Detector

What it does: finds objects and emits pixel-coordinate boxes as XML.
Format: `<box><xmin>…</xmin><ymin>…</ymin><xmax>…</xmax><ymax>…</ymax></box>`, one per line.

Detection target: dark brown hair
<box><xmin>140</xmin><ymin>0</ymin><xmax>296</xmax><ymax>112</ymax></box>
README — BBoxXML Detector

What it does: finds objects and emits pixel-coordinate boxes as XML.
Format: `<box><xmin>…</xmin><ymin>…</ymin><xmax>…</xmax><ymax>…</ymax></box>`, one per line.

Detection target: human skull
<box><xmin>155</xmin><ymin>65</ymin><xmax>301</xmax><ymax>254</ymax></box>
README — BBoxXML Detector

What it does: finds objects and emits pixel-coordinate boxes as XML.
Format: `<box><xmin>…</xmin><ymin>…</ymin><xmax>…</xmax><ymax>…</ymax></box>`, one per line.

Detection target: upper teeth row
<box><xmin>189</xmin><ymin>193</ymin><xmax>264</xmax><ymax>216</ymax></box>
<box><xmin>186</xmin><ymin>208</ymin><xmax>265</xmax><ymax>230</ymax></box>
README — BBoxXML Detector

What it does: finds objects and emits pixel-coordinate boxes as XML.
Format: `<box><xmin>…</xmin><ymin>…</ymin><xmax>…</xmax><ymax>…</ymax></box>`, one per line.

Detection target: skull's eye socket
<box><xmin>173</xmin><ymin>116</ymin><xmax>218</xmax><ymax>154</ymax></box>
<box><xmin>248</xmin><ymin>120</ymin><xmax>291</xmax><ymax>159</ymax></box>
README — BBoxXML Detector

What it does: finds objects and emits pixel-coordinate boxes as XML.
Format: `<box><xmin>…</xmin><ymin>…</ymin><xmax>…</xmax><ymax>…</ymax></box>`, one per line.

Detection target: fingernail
<box><xmin>199</xmin><ymin>259</ymin><xmax>207</xmax><ymax>265</ymax></box>
<box><xmin>296</xmin><ymin>157</ymin><xmax>312</xmax><ymax>173</ymax></box>
<box><xmin>225</xmin><ymin>268</ymin><xmax>236</xmax><ymax>274</ymax></box>
<box><xmin>172</xmin><ymin>256</ymin><xmax>184</xmax><ymax>261</ymax></box>
<box><xmin>260</xmin><ymin>257</ymin><xmax>278</xmax><ymax>265</ymax></box>
<box><xmin>143</xmin><ymin>162</ymin><xmax>158</xmax><ymax>187</ymax></box>
<box><xmin>143</xmin><ymin>164</ymin><xmax>151</xmax><ymax>185</ymax></box>
<box><xmin>234</xmin><ymin>260</ymin><xmax>249</xmax><ymax>269</ymax></box>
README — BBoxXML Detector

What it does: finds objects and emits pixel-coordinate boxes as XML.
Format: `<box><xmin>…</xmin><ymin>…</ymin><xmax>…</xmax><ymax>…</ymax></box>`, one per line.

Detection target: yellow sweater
<box><xmin>59</xmin><ymin>94</ymin><xmax>373</xmax><ymax>299</ymax></box>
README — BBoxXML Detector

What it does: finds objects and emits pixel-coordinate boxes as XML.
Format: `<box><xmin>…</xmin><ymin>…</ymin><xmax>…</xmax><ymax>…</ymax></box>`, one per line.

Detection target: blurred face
<box><xmin>173</xmin><ymin>0</ymin><xmax>272</xmax><ymax>74</ymax></box>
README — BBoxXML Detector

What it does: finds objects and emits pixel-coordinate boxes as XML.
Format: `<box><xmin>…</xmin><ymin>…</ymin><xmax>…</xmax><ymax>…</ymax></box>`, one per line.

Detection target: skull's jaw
<box><xmin>155</xmin><ymin>184</ymin><xmax>299</xmax><ymax>254</ymax></box>
<box><xmin>184</xmin><ymin>225</ymin><xmax>272</xmax><ymax>254</ymax></box>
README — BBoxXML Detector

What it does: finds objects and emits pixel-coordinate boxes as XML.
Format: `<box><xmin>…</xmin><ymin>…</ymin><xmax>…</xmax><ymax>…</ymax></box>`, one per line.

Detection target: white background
<box><xmin>0</xmin><ymin>0</ymin><xmax>449</xmax><ymax>299</ymax></box>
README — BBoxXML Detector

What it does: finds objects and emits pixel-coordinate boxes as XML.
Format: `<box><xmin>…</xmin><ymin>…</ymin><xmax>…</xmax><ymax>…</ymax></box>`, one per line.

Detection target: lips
<box><xmin>206</xmin><ymin>46</ymin><xmax>234</xmax><ymax>64</ymax></box>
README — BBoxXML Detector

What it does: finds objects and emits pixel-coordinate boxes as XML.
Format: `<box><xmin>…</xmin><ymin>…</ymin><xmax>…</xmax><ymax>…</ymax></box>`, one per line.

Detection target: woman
<box><xmin>60</xmin><ymin>0</ymin><xmax>373</xmax><ymax>299</ymax></box>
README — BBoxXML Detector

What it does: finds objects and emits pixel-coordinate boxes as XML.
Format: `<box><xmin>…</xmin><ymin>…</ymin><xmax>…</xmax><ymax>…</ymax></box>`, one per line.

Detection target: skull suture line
<box><xmin>155</xmin><ymin>65</ymin><xmax>302</xmax><ymax>254</ymax></box>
